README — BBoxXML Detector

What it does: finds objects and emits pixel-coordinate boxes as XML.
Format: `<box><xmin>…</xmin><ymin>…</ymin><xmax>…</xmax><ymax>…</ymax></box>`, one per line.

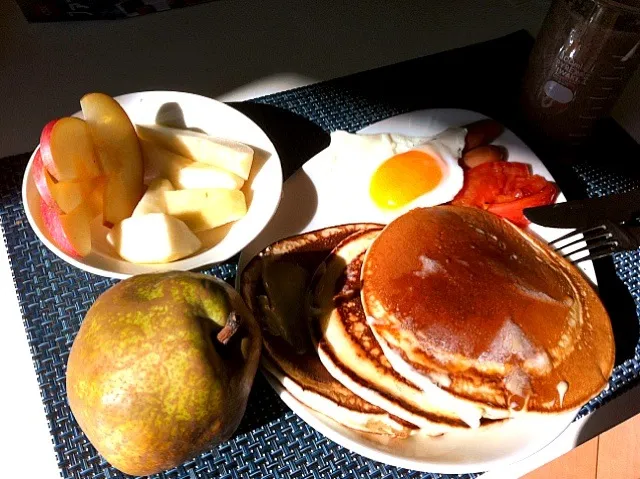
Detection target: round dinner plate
<box><xmin>238</xmin><ymin>109</ymin><xmax>593</xmax><ymax>473</ymax></box>
<box><xmin>23</xmin><ymin>91</ymin><xmax>283</xmax><ymax>279</ymax></box>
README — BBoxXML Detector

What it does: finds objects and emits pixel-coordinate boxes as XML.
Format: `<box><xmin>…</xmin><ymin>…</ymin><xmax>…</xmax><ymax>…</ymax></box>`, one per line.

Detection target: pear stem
<box><xmin>216</xmin><ymin>311</ymin><xmax>241</xmax><ymax>345</ymax></box>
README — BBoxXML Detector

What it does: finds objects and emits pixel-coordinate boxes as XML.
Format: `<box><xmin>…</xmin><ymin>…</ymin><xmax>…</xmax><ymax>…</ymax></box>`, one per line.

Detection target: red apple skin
<box><xmin>39</xmin><ymin>198</ymin><xmax>91</xmax><ymax>259</ymax></box>
<box><xmin>33</xmin><ymin>149</ymin><xmax>96</xmax><ymax>214</ymax></box>
<box><xmin>80</xmin><ymin>93</ymin><xmax>143</xmax><ymax>227</ymax></box>
<box><xmin>39</xmin><ymin>117</ymin><xmax>101</xmax><ymax>181</ymax></box>
<box><xmin>39</xmin><ymin>119</ymin><xmax>63</xmax><ymax>179</ymax></box>
<box><xmin>40</xmin><ymin>196</ymin><xmax>78</xmax><ymax>258</ymax></box>
<box><xmin>32</xmin><ymin>150</ymin><xmax>56</xmax><ymax>207</ymax></box>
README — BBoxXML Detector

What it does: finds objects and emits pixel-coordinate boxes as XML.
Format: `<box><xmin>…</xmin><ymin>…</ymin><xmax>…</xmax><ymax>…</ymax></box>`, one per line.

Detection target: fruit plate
<box><xmin>237</xmin><ymin>108</ymin><xmax>594</xmax><ymax>474</ymax></box>
<box><xmin>22</xmin><ymin>91</ymin><xmax>283</xmax><ymax>279</ymax></box>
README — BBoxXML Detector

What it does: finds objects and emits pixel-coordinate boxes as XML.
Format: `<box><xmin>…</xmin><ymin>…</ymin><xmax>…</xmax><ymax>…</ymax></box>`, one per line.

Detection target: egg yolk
<box><xmin>369</xmin><ymin>150</ymin><xmax>444</xmax><ymax>210</ymax></box>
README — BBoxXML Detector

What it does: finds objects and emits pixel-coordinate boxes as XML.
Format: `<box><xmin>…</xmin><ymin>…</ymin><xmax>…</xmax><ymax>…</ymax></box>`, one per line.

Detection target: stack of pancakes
<box><xmin>239</xmin><ymin>205</ymin><xmax>615</xmax><ymax>437</ymax></box>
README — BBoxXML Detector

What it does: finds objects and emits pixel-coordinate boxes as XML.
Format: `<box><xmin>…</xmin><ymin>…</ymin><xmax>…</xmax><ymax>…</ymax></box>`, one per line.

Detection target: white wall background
<box><xmin>1</xmin><ymin>0</ymin><xmax>639</xmax><ymax>158</ymax></box>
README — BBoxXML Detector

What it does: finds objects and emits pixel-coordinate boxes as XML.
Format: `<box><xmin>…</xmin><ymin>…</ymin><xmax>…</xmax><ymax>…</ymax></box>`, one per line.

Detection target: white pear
<box><xmin>140</xmin><ymin>140</ymin><xmax>244</xmax><ymax>190</ymax></box>
<box><xmin>132</xmin><ymin>178</ymin><xmax>174</xmax><ymax>217</ymax></box>
<box><xmin>163</xmin><ymin>188</ymin><xmax>247</xmax><ymax>232</ymax></box>
<box><xmin>137</xmin><ymin>124</ymin><xmax>254</xmax><ymax>180</ymax></box>
<box><xmin>107</xmin><ymin>213</ymin><xmax>201</xmax><ymax>264</ymax></box>
<box><xmin>175</xmin><ymin>161</ymin><xmax>245</xmax><ymax>190</ymax></box>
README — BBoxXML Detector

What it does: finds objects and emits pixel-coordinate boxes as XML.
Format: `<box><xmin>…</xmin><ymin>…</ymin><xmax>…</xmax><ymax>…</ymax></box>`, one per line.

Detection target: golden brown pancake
<box><xmin>309</xmin><ymin>229</ymin><xmax>473</xmax><ymax>433</ymax></box>
<box><xmin>361</xmin><ymin>206</ymin><xmax>614</xmax><ymax>416</ymax></box>
<box><xmin>239</xmin><ymin>225</ymin><xmax>415</xmax><ymax>437</ymax></box>
<box><xmin>260</xmin><ymin>353</ymin><xmax>414</xmax><ymax>437</ymax></box>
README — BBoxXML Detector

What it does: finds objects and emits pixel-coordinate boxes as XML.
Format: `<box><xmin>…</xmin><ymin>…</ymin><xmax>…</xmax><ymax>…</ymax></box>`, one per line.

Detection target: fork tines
<box><xmin>550</xmin><ymin>224</ymin><xmax>619</xmax><ymax>264</ymax></box>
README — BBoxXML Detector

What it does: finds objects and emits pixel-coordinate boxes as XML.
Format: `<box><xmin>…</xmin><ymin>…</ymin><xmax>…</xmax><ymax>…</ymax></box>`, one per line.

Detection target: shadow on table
<box><xmin>592</xmin><ymin>256</ymin><xmax>639</xmax><ymax>368</ymax></box>
<box><xmin>576</xmin><ymin>381</ymin><xmax>640</xmax><ymax>447</ymax></box>
<box><xmin>233</xmin><ymin>372</ymin><xmax>290</xmax><ymax>436</ymax></box>
<box><xmin>227</xmin><ymin>101</ymin><xmax>330</xmax><ymax>181</ymax></box>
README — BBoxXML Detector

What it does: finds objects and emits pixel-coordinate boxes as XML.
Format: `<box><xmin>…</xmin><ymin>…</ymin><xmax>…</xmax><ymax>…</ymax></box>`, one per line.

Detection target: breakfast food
<box><xmin>452</xmin><ymin>161</ymin><xmax>559</xmax><ymax>226</ymax></box>
<box><xmin>361</xmin><ymin>206</ymin><xmax>614</xmax><ymax>420</ymax></box>
<box><xmin>328</xmin><ymin>128</ymin><xmax>465</xmax><ymax>223</ymax></box>
<box><xmin>39</xmin><ymin>117</ymin><xmax>101</xmax><ymax>182</ymax></box>
<box><xmin>136</xmin><ymin>124</ymin><xmax>254</xmax><ymax>181</ymax></box>
<box><xmin>32</xmin><ymin>151</ymin><xmax>94</xmax><ymax>214</ymax></box>
<box><xmin>240</xmin><ymin>224</ymin><xmax>416</xmax><ymax>437</ymax></box>
<box><xmin>461</xmin><ymin>145</ymin><xmax>506</xmax><ymax>169</ymax></box>
<box><xmin>240</xmin><ymin>202</ymin><xmax>614</xmax><ymax>437</ymax></box>
<box><xmin>164</xmin><ymin>188</ymin><xmax>247</xmax><ymax>233</ymax></box>
<box><xmin>40</xmin><ymin>198</ymin><xmax>92</xmax><ymax>259</ymax></box>
<box><xmin>106</xmin><ymin>213</ymin><xmax>202</xmax><ymax>264</ymax></box>
<box><xmin>309</xmin><ymin>228</ymin><xmax>471</xmax><ymax>434</ymax></box>
<box><xmin>132</xmin><ymin>178</ymin><xmax>174</xmax><ymax>217</ymax></box>
<box><xmin>32</xmin><ymin>92</ymin><xmax>254</xmax><ymax>264</ymax></box>
<box><xmin>326</xmin><ymin>119</ymin><xmax>556</xmax><ymax>228</ymax></box>
<box><xmin>462</xmin><ymin>119</ymin><xmax>504</xmax><ymax>153</ymax></box>
<box><xmin>66</xmin><ymin>272</ymin><xmax>262</xmax><ymax>476</ymax></box>
<box><xmin>141</xmin><ymin>139</ymin><xmax>245</xmax><ymax>190</ymax></box>
<box><xmin>233</xmin><ymin>117</ymin><xmax>586</xmax><ymax>438</ymax></box>
<box><xmin>81</xmin><ymin>93</ymin><xmax>144</xmax><ymax>227</ymax></box>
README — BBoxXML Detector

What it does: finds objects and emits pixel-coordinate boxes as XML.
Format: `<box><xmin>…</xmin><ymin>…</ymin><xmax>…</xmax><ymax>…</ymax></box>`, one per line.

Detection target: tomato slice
<box><xmin>487</xmin><ymin>183</ymin><xmax>559</xmax><ymax>227</ymax></box>
<box><xmin>452</xmin><ymin>162</ymin><xmax>530</xmax><ymax>208</ymax></box>
<box><xmin>452</xmin><ymin>161</ymin><xmax>558</xmax><ymax>226</ymax></box>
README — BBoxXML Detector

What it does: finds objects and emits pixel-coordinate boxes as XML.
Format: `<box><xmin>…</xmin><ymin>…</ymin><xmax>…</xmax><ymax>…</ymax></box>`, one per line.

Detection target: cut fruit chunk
<box><xmin>40</xmin><ymin>117</ymin><xmax>101</xmax><ymax>182</ymax></box>
<box><xmin>141</xmin><ymin>139</ymin><xmax>191</xmax><ymax>184</ymax></box>
<box><xmin>33</xmin><ymin>150</ymin><xmax>59</xmax><ymax>207</ymax></box>
<box><xmin>40</xmin><ymin>198</ymin><xmax>92</xmax><ymax>259</ymax></box>
<box><xmin>107</xmin><ymin>213</ymin><xmax>202</xmax><ymax>264</ymax></box>
<box><xmin>141</xmin><ymin>140</ymin><xmax>244</xmax><ymax>190</ymax></box>
<box><xmin>164</xmin><ymin>188</ymin><xmax>247</xmax><ymax>232</ymax></box>
<box><xmin>86</xmin><ymin>177</ymin><xmax>106</xmax><ymax>219</ymax></box>
<box><xmin>80</xmin><ymin>93</ymin><xmax>144</xmax><ymax>227</ymax></box>
<box><xmin>33</xmin><ymin>150</ymin><xmax>95</xmax><ymax>214</ymax></box>
<box><xmin>136</xmin><ymin>124</ymin><xmax>254</xmax><ymax>180</ymax></box>
<box><xmin>102</xmin><ymin>170</ymin><xmax>143</xmax><ymax>228</ymax></box>
<box><xmin>175</xmin><ymin>161</ymin><xmax>245</xmax><ymax>190</ymax></box>
<box><xmin>52</xmin><ymin>181</ymin><xmax>92</xmax><ymax>214</ymax></box>
<box><xmin>132</xmin><ymin>178</ymin><xmax>174</xmax><ymax>216</ymax></box>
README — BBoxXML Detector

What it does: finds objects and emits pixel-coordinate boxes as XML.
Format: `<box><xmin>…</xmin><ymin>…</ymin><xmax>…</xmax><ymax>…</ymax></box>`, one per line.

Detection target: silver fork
<box><xmin>549</xmin><ymin>220</ymin><xmax>640</xmax><ymax>264</ymax></box>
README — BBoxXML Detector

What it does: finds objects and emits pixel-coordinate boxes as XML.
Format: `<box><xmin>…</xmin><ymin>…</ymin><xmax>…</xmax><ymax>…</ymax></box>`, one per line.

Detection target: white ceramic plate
<box><xmin>23</xmin><ymin>91</ymin><xmax>283</xmax><ymax>279</ymax></box>
<box><xmin>238</xmin><ymin>109</ymin><xmax>595</xmax><ymax>473</ymax></box>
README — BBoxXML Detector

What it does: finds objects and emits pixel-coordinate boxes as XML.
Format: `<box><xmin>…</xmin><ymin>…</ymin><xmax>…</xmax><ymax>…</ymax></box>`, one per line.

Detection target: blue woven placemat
<box><xmin>2</xmin><ymin>31</ymin><xmax>640</xmax><ymax>479</ymax></box>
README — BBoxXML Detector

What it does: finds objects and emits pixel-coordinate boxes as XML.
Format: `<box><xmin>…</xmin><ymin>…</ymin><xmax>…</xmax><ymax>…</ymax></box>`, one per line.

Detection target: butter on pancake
<box><xmin>240</xmin><ymin>224</ymin><xmax>414</xmax><ymax>437</ymax></box>
<box><xmin>361</xmin><ymin>206</ymin><xmax>614</xmax><ymax>416</ymax></box>
<box><xmin>309</xmin><ymin>228</ymin><xmax>488</xmax><ymax>433</ymax></box>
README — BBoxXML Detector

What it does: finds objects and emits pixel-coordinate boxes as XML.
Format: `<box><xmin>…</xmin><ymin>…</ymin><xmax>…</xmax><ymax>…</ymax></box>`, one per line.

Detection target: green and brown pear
<box><xmin>66</xmin><ymin>272</ymin><xmax>261</xmax><ymax>476</ymax></box>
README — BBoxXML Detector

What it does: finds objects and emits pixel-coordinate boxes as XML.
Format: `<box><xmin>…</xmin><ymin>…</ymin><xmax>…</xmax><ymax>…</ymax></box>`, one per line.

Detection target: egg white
<box><xmin>326</xmin><ymin>128</ymin><xmax>466</xmax><ymax>224</ymax></box>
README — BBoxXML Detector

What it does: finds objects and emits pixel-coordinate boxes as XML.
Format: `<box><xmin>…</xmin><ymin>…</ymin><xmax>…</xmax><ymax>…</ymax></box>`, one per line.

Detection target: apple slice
<box><xmin>86</xmin><ymin>177</ymin><xmax>106</xmax><ymax>219</ymax></box>
<box><xmin>80</xmin><ymin>93</ymin><xmax>144</xmax><ymax>227</ymax></box>
<box><xmin>132</xmin><ymin>178</ymin><xmax>174</xmax><ymax>217</ymax></box>
<box><xmin>102</xmin><ymin>170</ymin><xmax>143</xmax><ymax>228</ymax></box>
<box><xmin>40</xmin><ymin>198</ymin><xmax>92</xmax><ymax>259</ymax></box>
<box><xmin>136</xmin><ymin>124</ymin><xmax>254</xmax><ymax>180</ymax></box>
<box><xmin>107</xmin><ymin>213</ymin><xmax>201</xmax><ymax>264</ymax></box>
<box><xmin>141</xmin><ymin>140</ymin><xmax>244</xmax><ymax>190</ymax></box>
<box><xmin>33</xmin><ymin>150</ymin><xmax>58</xmax><ymax>207</ymax></box>
<box><xmin>40</xmin><ymin>117</ymin><xmax>101</xmax><ymax>182</ymax></box>
<box><xmin>33</xmin><ymin>150</ymin><xmax>95</xmax><ymax>214</ymax></box>
<box><xmin>163</xmin><ymin>188</ymin><xmax>247</xmax><ymax>232</ymax></box>
<box><xmin>51</xmin><ymin>181</ymin><xmax>92</xmax><ymax>215</ymax></box>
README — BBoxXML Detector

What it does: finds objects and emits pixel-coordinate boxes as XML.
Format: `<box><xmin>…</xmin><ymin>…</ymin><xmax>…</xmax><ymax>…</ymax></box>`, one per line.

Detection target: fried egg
<box><xmin>328</xmin><ymin>127</ymin><xmax>465</xmax><ymax>224</ymax></box>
